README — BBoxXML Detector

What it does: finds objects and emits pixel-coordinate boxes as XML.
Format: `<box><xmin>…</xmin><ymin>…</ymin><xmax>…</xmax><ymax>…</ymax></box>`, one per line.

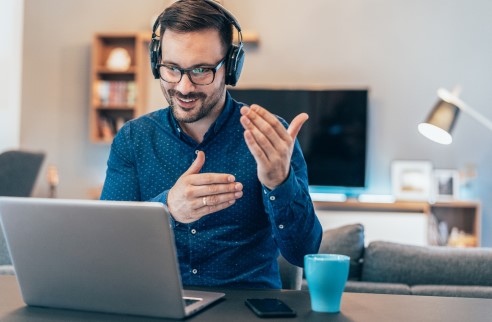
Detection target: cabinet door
<box><xmin>316</xmin><ymin>210</ymin><xmax>428</xmax><ymax>246</ymax></box>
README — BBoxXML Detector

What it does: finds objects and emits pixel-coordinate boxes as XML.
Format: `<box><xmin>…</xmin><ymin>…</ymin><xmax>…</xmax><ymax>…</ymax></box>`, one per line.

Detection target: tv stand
<box><xmin>313</xmin><ymin>199</ymin><xmax>481</xmax><ymax>247</ymax></box>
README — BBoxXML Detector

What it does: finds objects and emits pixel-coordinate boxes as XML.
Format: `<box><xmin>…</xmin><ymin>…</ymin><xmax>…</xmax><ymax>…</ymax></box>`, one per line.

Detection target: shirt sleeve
<box><xmin>100</xmin><ymin>123</ymin><xmax>141</xmax><ymax>201</ymax></box>
<box><xmin>100</xmin><ymin>122</ymin><xmax>178</xmax><ymax>226</ymax></box>
<box><xmin>149</xmin><ymin>189</ymin><xmax>178</xmax><ymax>228</ymax></box>
<box><xmin>261</xmin><ymin>139</ymin><xmax>323</xmax><ymax>267</ymax></box>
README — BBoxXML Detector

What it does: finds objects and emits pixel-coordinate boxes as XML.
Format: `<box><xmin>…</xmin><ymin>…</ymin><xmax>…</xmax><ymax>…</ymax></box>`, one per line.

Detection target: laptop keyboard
<box><xmin>184</xmin><ymin>298</ymin><xmax>201</xmax><ymax>306</ymax></box>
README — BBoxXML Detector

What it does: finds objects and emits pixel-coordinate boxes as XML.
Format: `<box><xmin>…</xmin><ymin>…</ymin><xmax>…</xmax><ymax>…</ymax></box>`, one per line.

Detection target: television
<box><xmin>228</xmin><ymin>88</ymin><xmax>368</xmax><ymax>189</ymax></box>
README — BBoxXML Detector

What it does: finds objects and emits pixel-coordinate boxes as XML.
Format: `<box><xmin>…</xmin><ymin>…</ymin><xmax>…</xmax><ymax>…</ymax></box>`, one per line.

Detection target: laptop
<box><xmin>0</xmin><ymin>197</ymin><xmax>225</xmax><ymax>319</ymax></box>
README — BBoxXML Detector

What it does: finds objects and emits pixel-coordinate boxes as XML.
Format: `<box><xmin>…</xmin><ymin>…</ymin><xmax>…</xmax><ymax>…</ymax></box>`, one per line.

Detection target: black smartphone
<box><xmin>245</xmin><ymin>298</ymin><xmax>296</xmax><ymax>318</ymax></box>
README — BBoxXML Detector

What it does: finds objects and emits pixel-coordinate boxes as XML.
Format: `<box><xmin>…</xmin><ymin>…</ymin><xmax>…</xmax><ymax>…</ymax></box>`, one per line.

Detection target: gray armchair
<box><xmin>0</xmin><ymin>150</ymin><xmax>45</xmax><ymax>197</ymax></box>
<box><xmin>0</xmin><ymin>150</ymin><xmax>45</xmax><ymax>275</ymax></box>
<box><xmin>277</xmin><ymin>255</ymin><xmax>303</xmax><ymax>290</ymax></box>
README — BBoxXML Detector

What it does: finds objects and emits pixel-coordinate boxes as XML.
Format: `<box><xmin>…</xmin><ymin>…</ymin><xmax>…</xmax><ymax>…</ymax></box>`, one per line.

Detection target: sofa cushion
<box><xmin>345</xmin><ymin>281</ymin><xmax>411</xmax><ymax>295</ymax></box>
<box><xmin>319</xmin><ymin>223</ymin><xmax>365</xmax><ymax>280</ymax></box>
<box><xmin>0</xmin><ymin>225</ymin><xmax>12</xmax><ymax>265</ymax></box>
<box><xmin>411</xmin><ymin>285</ymin><xmax>492</xmax><ymax>299</ymax></box>
<box><xmin>361</xmin><ymin>241</ymin><xmax>492</xmax><ymax>286</ymax></box>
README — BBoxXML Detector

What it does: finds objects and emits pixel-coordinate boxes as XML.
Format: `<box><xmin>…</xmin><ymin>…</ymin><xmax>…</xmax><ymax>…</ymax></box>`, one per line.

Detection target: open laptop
<box><xmin>0</xmin><ymin>197</ymin><xmax>225</xmax><ymax>319</ymax></box>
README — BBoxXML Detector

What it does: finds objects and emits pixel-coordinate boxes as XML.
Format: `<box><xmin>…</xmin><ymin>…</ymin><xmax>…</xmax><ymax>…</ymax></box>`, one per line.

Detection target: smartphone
<box><xmin>245</xmin><ymin>298</ymin><xmax>296</xmax><ymax>318</ymax></box>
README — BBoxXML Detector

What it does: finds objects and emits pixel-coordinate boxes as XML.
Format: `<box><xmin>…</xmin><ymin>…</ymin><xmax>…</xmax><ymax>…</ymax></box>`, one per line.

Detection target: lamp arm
<box><xmin>438</xmin><ymin>88</ymin><xmax>492</xmax><ymax>132</ymax></box>
<box><xmin>455</xmin><ymin>99</ymin><xmax>492</xmax><ymax>132</ymax></box>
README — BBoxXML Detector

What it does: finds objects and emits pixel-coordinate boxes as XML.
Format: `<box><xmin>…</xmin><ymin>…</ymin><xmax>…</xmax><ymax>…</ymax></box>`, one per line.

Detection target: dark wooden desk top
<box><xmin>1</xmin><ymin>275</ymin><xmax>492</xmax><ymax>321</ymax></box>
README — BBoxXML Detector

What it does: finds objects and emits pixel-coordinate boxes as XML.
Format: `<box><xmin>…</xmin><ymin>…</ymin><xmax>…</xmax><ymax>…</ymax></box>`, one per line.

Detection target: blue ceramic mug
<box><xmin>304</xmin><ymin>254</ymin><xmax>350</xmax><ymax>313</ymax></box>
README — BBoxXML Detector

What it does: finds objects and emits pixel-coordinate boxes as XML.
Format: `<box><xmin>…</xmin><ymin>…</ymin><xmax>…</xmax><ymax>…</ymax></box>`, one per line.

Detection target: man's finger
<box><xmin>243</xmin><ymin>130</ymin><xmax>269</xmax><ymax>164</ymax></box>
<box><xmin>194</xmin><ymin>199</ymin><xmax>238</xmax><ymax>218</ymax></box>
<box><xmin>196</xmin><ymin>190</ymin><xmax>243</xmax><ymax>208</ymax></box>
<box><xmin>182</xmin><ymin>151</ymin><xmax>205</xmax><ymax>176</ymax></box>
<box><xmin>248</xmin><ymin>104</ymin><xmax>291</xmax><ymax>142</ymax></box>
<box><xmin>287</xmin><ymin>113</ymin><xmax>309</xmax><ymax>140</ymax></box>
<box><xmin>190</xmin><ymin>173</ymin><xmax>236</xmax><ymax>185</ymax></box>
<box><xmin>193</xmin><ymin>182</ymin><xmax>243</xmax><ymax>197</ymax></box>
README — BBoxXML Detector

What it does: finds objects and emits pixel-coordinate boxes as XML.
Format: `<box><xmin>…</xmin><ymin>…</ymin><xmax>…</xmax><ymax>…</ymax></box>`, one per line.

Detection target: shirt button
<box><xmin>195</xmin><ymin>150</ymin><xmax>199</xmax><ymax>154</ymax></box>
<box><xmin>191</xmin><ymin>229</ymin><xmax>197</xmax><ymax>235</ymax></box>
<box><xmin>263</xmin><ymin>189</ymin><xmax>267</xmax><ymax>194</ymax></box>
<box><xmin>279</xmin><ymin>224</ymin><xmax>284</xmax><ymax>229</ymax></box>
<box><xmin>177</xmin><ymin>128</ymin><xmax>181</xmax><ymax>132</ymax></box>
<box><xmin>269</xmin><ymin>196</ymin><xmax>276</xmax><ymax>201</ymax></box>
<box><xmin>192</xmin><ymin>269</ymin><xmax>198</xmax><ymax>274</ymax></box>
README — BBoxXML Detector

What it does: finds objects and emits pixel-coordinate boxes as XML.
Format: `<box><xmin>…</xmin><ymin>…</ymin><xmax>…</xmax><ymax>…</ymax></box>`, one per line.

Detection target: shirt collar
<box><xmin>211</xmin><ymin>91</ymin><xmax>234</xmax><ymax>134</ymax></box>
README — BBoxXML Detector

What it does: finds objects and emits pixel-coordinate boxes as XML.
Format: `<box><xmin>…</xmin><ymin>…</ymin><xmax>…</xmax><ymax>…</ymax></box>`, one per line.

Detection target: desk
<box><xmin>1</xmin><ymin>276</ymin><xmax>492</xmax><ymax>322</ymax></box>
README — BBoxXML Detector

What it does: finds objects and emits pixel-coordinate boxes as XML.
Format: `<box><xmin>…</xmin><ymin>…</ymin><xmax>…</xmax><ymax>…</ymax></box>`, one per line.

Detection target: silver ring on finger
<box><xmin>202</xmin><ymin>196</ymin><xmax>207</xmax><ymax>206</ymax></box>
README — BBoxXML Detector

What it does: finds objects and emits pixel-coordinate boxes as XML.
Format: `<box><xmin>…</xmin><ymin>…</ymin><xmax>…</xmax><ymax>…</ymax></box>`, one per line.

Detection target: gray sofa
<box><xmin>298</xmin><ymin>224</ymin><xmax>492</xmax><ymax>299</ymax></box>
<box><xmin>0</xmin><ymin>226</ymin><xmax>14</xmax><ymax>275</ymax></box>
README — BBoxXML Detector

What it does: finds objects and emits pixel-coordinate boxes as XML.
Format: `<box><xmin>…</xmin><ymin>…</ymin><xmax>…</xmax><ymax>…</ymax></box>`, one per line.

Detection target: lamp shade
<box><xmin>419</xmin><ymin>87</ymin><xmax>492</xmax><ymax>144</ymax></box>
<box><xmin>418</xmin><ymin>98</ymin><xmax>460</xmax><ymax>145</ymax></box>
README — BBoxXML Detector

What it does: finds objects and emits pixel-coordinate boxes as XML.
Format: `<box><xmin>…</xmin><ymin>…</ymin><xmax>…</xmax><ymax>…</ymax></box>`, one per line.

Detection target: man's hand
<box><xmin>240</xmin><ymin>104</ymin><xmax>308</xmax><ymax>190</ymax></box>
<box><xmin>167</xmin><ymin>151</ymin><xmax>243</xmax><ymax>223</ymax></box>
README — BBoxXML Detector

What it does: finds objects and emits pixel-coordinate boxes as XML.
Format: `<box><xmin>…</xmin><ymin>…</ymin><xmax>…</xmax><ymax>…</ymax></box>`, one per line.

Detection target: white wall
<box><xmin>0</xmin><ymin>0</ymin><xmax>24</xmax><ymax>151</ymax></box>
<box><xmin>18</xmin><ymin>0</ymin><xmax>492</xmax><ymax>245</ymax></box>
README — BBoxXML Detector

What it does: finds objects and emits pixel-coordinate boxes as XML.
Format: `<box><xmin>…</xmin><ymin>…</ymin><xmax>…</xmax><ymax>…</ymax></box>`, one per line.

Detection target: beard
<box><xmin>163</xmin><ymin>79</ymin><xmax>226</xmax><ymax>124</ymax></box>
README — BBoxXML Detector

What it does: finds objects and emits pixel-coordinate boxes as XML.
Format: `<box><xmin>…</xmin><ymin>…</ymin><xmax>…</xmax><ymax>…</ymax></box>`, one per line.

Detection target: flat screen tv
<box><xmin>228</xmin><ymin>88</ymin><xmax>368</xmax><ymax>189</ymax></box>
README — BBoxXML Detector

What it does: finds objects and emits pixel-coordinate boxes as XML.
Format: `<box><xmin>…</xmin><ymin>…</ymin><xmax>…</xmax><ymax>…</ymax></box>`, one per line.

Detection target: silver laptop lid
<box><xmin>0</xmin><ymin>197</ymin><xmax>223</xmax><ymax>319</ymax></box>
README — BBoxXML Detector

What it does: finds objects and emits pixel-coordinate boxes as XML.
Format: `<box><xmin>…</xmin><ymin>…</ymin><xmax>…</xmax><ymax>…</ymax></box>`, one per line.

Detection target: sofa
<box><xmin>0</xmin><ymin>225</ymin><xmax>14</xmax><ymax>275</ymax></box>
<box><xmin>298</xmin><ymin>224</ymin><xmax>492</xmax><ymax>298</ymax></box>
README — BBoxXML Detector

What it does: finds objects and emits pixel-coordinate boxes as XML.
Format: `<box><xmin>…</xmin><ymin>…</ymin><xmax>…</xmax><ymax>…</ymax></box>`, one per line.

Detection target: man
<box><xmin>101</xmin><ymin>0</ymin><xmax>322</xmax><ymax>289</ymax></box>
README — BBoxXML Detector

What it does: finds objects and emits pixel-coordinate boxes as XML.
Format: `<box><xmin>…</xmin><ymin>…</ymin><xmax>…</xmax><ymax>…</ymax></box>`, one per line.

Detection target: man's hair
<box><xmin>159</xmin><ymin>0</ymin><xmax>233</xmax><ymax>54</ymax></box>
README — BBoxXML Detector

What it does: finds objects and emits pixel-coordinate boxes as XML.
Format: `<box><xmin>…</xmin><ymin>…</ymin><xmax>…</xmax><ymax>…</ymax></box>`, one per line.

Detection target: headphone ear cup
<box><xmin>225</xmin><ymin>44</ymin><xmax>244</xmax><ymax>86</ymax></box>
<box><xmin>149</xmin><ymin>38</ymin><xmax>161</xmax><ymax>79</ymax></box>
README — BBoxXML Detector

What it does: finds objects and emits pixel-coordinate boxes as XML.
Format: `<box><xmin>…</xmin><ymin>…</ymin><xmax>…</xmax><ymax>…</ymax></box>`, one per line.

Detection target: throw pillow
<box><xmin>318</xmin><ymin>223</ymin><xmax>365</xmax><ymax>280</ymax></box>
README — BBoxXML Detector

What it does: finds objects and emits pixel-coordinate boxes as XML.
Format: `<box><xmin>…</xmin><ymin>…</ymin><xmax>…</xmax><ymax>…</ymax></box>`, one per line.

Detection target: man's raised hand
<box><xmin>167</xmin><ymin>151</ymin><xmax>243</xmax><ymax>223</ymax></box>
<box><xmin>240</xmin><ymin>104</ymin><xmax>308</xmax><ymax>190</ymax></box>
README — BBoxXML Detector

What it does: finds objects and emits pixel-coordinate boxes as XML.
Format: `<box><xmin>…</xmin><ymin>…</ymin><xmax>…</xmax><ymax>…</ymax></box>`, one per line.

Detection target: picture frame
<box><xmin>432</xmin><ymin>169</ymin><xmax>460</xmax><ymax>201</ymax></box>
<box><xmin>391</xmin><ymin>160</ymin><xmax>433</xmax><ymax>201</ymax></box>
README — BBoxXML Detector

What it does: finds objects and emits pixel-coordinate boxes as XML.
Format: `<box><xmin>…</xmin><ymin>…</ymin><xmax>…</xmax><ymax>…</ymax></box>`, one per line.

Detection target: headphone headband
<box><xmin>149</xmin><ymin>0</ymin><xmax>245</xmax><ymax>86</ymax></box>
<box><xmin>202</xmin><ymin>0</ymin><xmax>242</xmax><ymax>33</ymax></box>
<box><xmin>151</xmin><ymin>0</ymin><xmax>242</xmax><ymax>45</ymax></box>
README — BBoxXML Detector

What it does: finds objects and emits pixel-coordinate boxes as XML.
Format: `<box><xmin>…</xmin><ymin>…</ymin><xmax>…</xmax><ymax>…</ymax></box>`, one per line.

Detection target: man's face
<box><xmin>160</xmin><ymin>28</ymin><xmax>227</xmax><ymax>124</ymax></box>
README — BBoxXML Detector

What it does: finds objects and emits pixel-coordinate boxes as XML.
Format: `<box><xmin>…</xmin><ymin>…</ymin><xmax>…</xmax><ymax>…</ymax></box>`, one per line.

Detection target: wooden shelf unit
<box><xmin>313</xmin><ymin>199</ymin><xmax>481</xmax><ymax>247</ymax></box>
<box><xmin>89</xmin><ymin>33</ymin><xmax>149</xmax><ymax>143</ymax></box>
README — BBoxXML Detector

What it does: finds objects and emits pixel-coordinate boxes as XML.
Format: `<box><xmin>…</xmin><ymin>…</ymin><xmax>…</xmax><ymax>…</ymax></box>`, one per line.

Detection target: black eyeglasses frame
<box><xmin>157</xmin><ymin>57</ymin><xmax>227</xmax><ymax>86</ymax></box>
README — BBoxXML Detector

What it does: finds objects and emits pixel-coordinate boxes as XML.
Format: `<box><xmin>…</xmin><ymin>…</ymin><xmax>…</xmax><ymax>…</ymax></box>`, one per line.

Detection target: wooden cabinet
<box><xmin>313</xmin><ymin>199</ymin><xmax>481</xmax><ymax>247</ymax></box>
<box><xmin>430</xmin><ymin>201</ymin><xmax>481</xmax><ymax>247</ymax></box>
<box><xmin>89</xmin><ymin>33</ymin><xmax>148</xmax><ymax>143</ymax></box>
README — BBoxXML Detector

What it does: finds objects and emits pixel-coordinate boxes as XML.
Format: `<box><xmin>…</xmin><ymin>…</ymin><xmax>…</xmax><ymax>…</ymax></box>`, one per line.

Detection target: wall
<box><xmin>20</xmin><ymin>0</ymin><xmax>492</xmax><ymax>245</ymax></box>
<box><xmin>21</xmin><ymin>0</ymin><xmax>168</xmax><ymax>198</ymax></box>
<box><xmin>0</xmin><ymin>0</ymin><xmax>24</xmax><ymax>151</ymax></box>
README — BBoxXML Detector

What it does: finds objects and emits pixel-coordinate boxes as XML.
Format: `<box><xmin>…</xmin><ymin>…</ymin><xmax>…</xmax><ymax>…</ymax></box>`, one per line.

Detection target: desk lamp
<box><xmin>418</xmin><ymin>87</ymin><xmax>492</xmax><ymax>144</ymax></box>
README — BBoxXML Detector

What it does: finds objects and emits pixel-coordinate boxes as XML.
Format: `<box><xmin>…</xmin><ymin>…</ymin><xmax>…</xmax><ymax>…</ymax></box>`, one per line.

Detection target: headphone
<box><xmin>149</xmin><ymin>0</ymin><xmax>244</xmax><ymax>86</ymax></box>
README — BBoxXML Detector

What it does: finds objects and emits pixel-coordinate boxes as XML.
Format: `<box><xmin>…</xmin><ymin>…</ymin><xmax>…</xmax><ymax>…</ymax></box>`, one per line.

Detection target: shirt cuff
<box><xmin>150</xmin><ymin>189</ymin><xmax>177</xmax><ymax>228</ymax></box>
<box><xmin>261</xmin><ymin>166</ymin><xmax>299</xmax><ymax>210</ymax></box>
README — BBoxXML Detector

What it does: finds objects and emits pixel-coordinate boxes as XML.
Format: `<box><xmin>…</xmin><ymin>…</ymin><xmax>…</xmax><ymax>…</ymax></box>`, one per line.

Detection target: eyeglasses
<box><xmin>157</xmin><ymin>58</ymin><xmax>226</xmax><ymax>86</ymax></box>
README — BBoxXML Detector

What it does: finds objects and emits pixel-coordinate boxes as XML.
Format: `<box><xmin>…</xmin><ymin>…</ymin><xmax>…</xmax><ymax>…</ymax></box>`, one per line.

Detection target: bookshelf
<box><xmin>89</xmin><ymin>33</ymin><xmax>148</xmax><ymax>143</ymax></box>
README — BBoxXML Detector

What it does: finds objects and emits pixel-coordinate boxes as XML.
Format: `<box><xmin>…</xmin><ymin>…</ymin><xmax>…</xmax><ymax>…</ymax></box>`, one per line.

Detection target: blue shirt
<box><xmin>101</xmin><ymin>92</ymin><xmax>322</xmax><ymax>289</ymax></box>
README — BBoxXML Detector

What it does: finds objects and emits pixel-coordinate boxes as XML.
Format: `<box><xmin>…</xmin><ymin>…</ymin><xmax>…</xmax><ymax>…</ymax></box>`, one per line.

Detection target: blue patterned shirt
<box><xmin>101</xmin><ymin>92</ymin><xmax>322</xmax><ymax>289</ymax></box>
